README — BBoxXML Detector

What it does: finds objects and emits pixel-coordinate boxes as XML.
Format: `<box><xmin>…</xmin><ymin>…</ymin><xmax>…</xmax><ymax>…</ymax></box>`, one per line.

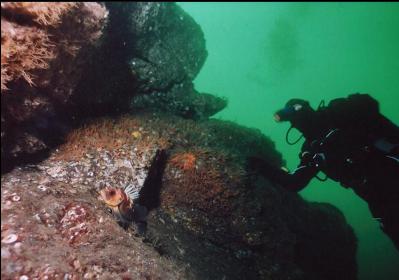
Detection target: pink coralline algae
<box><xmin>59</xmin><ymin>203</ymin><xmax>91</xmax><ymax>245</ymax></box>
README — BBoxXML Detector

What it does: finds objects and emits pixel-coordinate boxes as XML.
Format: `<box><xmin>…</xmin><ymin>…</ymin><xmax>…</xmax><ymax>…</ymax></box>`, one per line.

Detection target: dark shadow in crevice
<box><xmin>138</xmin><ymin>149</ymin><xmax>168</xmax><ymax>211</ymax></box>
<box><xmin>1</xmin><ymin>149</ymin><xmax>51</xmax><ymax>174</ymax></box>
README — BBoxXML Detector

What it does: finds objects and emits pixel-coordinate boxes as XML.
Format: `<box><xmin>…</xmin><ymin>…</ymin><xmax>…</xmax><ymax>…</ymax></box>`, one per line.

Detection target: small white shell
<box><xmin>2</xmin><ymin>234</ymin><xmax>18</xmax><ymax>244</ymax></box>
<box><xmin>12</xmin><ymin>195</ymin><xmax>21</xmax><ymax>202</ymax></box>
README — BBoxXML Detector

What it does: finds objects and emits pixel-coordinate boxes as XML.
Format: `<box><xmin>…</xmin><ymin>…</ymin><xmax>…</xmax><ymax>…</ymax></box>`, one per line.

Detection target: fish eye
<box><xmin>106</xmin><ymin>208</ymin><xmax>113</xmax><ymax>214</ymax></box>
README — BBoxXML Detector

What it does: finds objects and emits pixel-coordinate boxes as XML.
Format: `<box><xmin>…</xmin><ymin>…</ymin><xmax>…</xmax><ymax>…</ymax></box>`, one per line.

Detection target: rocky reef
<box><xmin>1</xmin><ymin>2</ymin><xmax>108</xmax><ymax>170</ymax></box>
<box><xmin>1</xmin><ymin>2</ymin><xmax>358</xmax><ymax>280</ymax></box>
<box><xmin>1</xmin><ymin>2</ymin><xmax>225</xmax><ymax>172</ymax></box>
<box><xmin>2</xmin><ymin>113</ymin><xmax>357</xmax><ymax>279</ymax></box>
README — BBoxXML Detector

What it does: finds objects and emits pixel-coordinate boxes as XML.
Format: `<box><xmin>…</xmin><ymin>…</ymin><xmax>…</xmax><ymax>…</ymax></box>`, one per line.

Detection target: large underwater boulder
<box><xmin>1</xmin><ymin>113</ymin><xmax>357</xmax><ymax>279</ymax></box>
<box><xmin>72</xmin><ymin>2</ymin><xmax>226</xmax><ymax>120</ymax></box>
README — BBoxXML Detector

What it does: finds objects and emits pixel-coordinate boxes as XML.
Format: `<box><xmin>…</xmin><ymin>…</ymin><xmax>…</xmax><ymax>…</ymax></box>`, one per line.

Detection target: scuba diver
<box><xmin>248</xmin><ymin>93</ymin><xmax>399</xmax><ymax>250</ymax></box>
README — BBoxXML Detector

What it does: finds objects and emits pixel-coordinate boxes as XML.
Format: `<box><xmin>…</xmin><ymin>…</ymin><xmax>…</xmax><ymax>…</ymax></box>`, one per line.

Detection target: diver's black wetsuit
<box><xmin>250</xmin><ymin>94</ymin><xmax>399</xmax><ymax>249</ymax></box>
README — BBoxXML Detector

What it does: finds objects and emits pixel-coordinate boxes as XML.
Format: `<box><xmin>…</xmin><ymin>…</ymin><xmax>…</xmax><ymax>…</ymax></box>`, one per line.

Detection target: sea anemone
<box><xmin>170</xmin><ymin>152</ymin><xmax>197</xmax><ymax>171</ymax></box>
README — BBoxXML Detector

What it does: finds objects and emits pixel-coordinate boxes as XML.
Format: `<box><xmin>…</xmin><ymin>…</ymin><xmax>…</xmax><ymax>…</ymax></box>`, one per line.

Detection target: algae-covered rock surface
<box><xmin>1</xmin><ymin>2</ymin><xmax>224</xmax><ymax>171</ymax></box>
<box><xmin>2</xmin><ymin>113</ymin><xmax>357</xmax><ymax>280</ymax></box>
<box><xmin>1</xmin><ymin>2</ymin><xmax>108</xmax><ymax>168</ymax></box>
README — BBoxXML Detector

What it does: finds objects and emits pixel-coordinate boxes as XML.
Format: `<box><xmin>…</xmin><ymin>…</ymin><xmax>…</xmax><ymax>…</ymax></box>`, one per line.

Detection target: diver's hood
<box><xmin>274</xmin><ymin>99</ymin><xmax>312</xmax><ymax>123</ymax></box>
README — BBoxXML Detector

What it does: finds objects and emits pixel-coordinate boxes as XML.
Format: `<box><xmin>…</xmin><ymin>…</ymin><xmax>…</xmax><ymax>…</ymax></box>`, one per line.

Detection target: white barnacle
<box><xmin>2</xmin><ymin>233</ymin><xmax>18</xmax><ymax>244</ymax></box>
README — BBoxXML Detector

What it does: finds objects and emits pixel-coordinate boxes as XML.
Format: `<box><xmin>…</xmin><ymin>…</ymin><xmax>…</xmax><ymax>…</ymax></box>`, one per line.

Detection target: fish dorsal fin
<box><xmin>124</xmin><ymin>183</ymin><xmax>140</xmax><ymax>200</ymax></box>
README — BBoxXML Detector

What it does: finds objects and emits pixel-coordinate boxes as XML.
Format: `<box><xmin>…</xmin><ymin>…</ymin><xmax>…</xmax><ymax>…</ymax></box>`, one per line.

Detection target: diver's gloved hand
<box><xmin>246</xmin><ymin>156</ymin><xmax>312</xmax><ymax>192</ymax></box>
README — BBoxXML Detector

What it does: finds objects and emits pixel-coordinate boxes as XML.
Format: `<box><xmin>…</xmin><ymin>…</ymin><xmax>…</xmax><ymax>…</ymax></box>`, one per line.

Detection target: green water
<box><xmin>178</xmin><ymin>2</ymin><xmax>399</xmax><ymax>280</ymax></box>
